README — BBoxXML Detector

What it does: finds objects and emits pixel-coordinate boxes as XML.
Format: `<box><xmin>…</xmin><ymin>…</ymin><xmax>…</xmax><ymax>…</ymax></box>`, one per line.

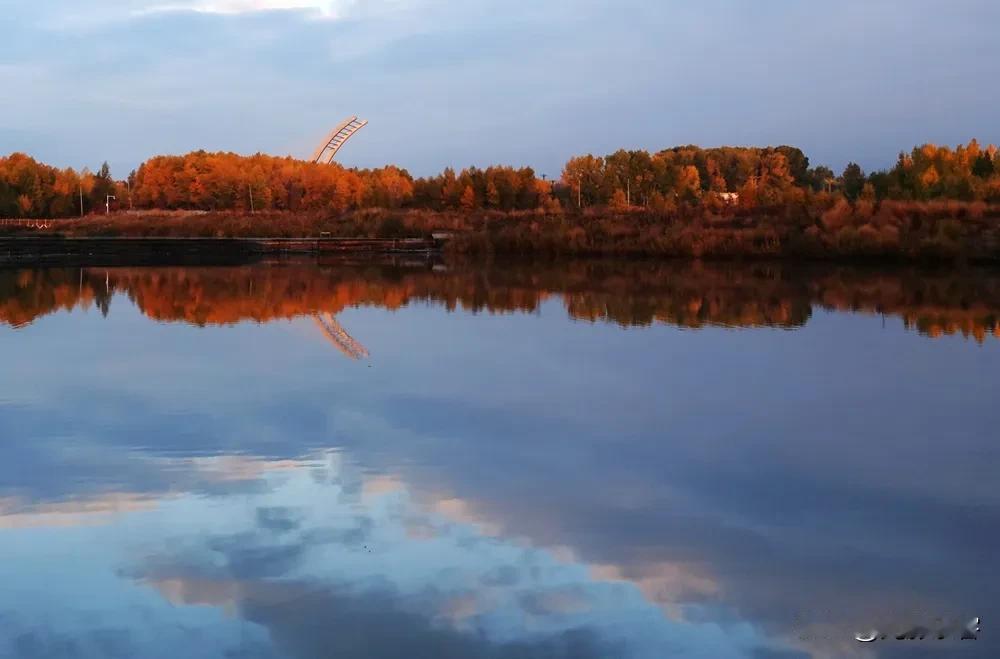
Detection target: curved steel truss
<box><xmin>311</xmin><ymin>116</ymin><xmax>369</xmax><ymax>164</ymax></box>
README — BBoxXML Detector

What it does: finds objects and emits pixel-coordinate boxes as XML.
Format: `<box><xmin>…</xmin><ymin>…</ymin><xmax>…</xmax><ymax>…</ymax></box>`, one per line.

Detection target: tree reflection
<box><xmin>1</xmin><ymin>260</ymin><xmax>998</xmax><ymax>343</ymax></box>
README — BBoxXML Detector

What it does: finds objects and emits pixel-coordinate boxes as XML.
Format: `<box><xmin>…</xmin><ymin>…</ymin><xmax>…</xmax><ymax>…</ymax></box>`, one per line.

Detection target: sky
<box><xmin>1</xmin><ymin>0</ymin><xmax>999</xmax><ymax>178</ymax></box>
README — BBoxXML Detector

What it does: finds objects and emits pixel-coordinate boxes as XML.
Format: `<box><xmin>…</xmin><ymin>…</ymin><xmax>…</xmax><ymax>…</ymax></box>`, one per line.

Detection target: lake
<box><xmin>0</xmin><ymin>258</ymin><xmax>997</xmax><ymax>659</ymax></box>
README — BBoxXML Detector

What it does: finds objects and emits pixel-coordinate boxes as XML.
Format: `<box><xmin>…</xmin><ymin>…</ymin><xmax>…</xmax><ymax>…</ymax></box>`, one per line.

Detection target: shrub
<box><xmin>821</xmin><ymin>198</ymin><xmax>853</xmax><ymax>232</ymax></box>
<box><xmin>376</xmin><ymin>216</ymin><xmax>407</xmax><ymax>239</ymax></box>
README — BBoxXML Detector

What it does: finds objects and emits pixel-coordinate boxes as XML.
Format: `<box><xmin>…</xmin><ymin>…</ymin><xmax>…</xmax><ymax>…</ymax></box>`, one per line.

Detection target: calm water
<box><xmin>0</xmin><ymin>259</ymin><xmax>998</xmax><ymax>659</ymax></box>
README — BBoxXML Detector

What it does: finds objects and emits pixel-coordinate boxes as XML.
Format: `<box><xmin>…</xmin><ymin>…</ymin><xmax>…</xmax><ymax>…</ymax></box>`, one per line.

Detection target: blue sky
<box><xmin>1</xmin><ymin>0</ymin><xmax>998</xmax><ymax>178</ymax></box>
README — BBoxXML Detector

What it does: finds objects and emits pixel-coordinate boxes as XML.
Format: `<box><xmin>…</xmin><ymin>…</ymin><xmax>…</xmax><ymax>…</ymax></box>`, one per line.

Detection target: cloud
<box><xmin>133</xmin><ymin>0</ymin><xmax>431</xmax><ymax>22</ymax></box>
<box><xmin>6</xmin><ymin>0</ymin><xmax>998</xmax><ymax>177</ymax></box>
<box><xmin>145</xmin><ymin>575</ymin><xmax>620</xmax><ymax>659</ymax></box>
<box><xmin>0</xmin><ymin>494</ymin><xmax>161</xmax><ymax>529</ymax></box>
<box><xmin>139</xmin><ymin>0</ymin><xmax>351</xmax><ymax>18</ymax></box>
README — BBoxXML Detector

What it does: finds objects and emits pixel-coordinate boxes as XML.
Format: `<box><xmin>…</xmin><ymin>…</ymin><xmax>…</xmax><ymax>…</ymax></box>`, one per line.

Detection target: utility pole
<box><xmin>627</xmin><ymin>179</ymin><xmax>631</xmax><ymax>207</ymax></box>
<box><xmin>249</xmin><ymin>185</ymin><xmax>255</xmax><ymax>215</ymax></box>
<box><xmin>126</xmin><ymin>180</ymin><xmax>133</xmax><ymax>210</ymax></box>
<box><xmin>577</xmin><ymin>175</ymin><xmax>582</xmax><ymax>209</ymax></box>
<box><xmin>106</xmin><ymin>195</ymin><xmax>116</xmax><ymax>215</ymax></box>
<box><xmin>79</xmin><ymin>184</ymin><xmax>84</xmax><ymax>217</ymax></box>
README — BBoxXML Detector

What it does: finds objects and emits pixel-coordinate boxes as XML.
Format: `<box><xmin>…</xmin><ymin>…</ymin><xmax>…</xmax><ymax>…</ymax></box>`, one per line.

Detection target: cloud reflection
<box><xmin>0</xmin><ymin>260</ymin><xmax>998</xmax><ymax>658</ymax></box>
<box><xmin>123</xmin><ymin>459</ymin><xmax>768</xmax><ymax>659</ymax></box>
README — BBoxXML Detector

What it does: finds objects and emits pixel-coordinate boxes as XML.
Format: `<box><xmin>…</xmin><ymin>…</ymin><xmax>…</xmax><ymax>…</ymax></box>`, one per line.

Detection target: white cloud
<box><xmin>27</xmin><ymin>0</ymin><xmax>361</xmax><ymax>28</ymax></box>
<box><xmin>28</xmin><ymin>0</ymin><xmax>423</xmax><ymax>36</ymax></box>
<box><xmin>141</xmin><ymin>0</ymin><xmax>351</xmax><ymax>18</ymax></box>
<box><xmin>6</xmin><ymin>0</ymin><xmax>999</xmax><ymax>176</ymax></box>
<box><xmin>136</xmin><ymin>0</ymin><xmax>423</xmax><ymax>19</ymax></box>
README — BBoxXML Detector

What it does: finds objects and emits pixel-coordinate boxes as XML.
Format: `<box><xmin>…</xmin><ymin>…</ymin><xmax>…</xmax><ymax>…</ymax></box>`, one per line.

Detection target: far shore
<box><xmin>0</xmin><ymin>233</ymin><xmax>442</xmax><ymax>267</ymax></box>
<box><xmin>2</xmin><ymin>202</ymin><xmax>1000</xmax><ymax>265</ymax></box>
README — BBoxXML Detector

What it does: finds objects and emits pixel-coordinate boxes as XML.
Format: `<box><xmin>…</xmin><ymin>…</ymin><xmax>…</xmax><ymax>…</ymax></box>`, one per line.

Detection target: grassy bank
<box><xmin>439</xmin><ymin>200</ymin><xmax>1000</xmax><ymax>261</ymax></box>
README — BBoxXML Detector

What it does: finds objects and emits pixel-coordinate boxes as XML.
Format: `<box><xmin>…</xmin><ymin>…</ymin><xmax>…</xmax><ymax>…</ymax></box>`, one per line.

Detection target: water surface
<box><xmin>1</xmin><ymin>259</ymin><xmax>998</xmax><ymax>658</ymax></box>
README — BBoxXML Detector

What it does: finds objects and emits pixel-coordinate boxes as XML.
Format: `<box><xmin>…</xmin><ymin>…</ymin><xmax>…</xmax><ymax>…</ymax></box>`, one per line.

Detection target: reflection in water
<box><xmin>314</xmin><ymin>313</ymin><xmax>370</xmax><ymax>360</ymax></box>
<box><xmin>1</xmin><ymin>259</ymin><xmax>999</xmax><ymax>341</ymax></box>
<box><xmin>0</xmin><ymin>258</ymin><xmax>998</xmax><ymax>658</ymax></box>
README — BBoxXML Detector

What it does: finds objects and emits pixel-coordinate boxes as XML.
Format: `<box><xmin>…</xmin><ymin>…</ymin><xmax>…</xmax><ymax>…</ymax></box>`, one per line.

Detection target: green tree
<box><xmin>807</xmin><ymin>165</ymin><xmax>835</xmax><ymax>191</ymax></box>
<box><xmin>90</xmin><ymin>161</ymin><xmax>116</xmax><ymax>211</ymax></box>
<box><xmin>972</xmin><ymin>153</ymin><xmax>995</xmax><ymax>178</ymax></box>
<box><xmin>841</xmin><ymin>162</ymin><xmax>866</xmax><ymax>201</ymax></box>
<box><xmin>775</xmin><ymin>146</ymin><xmax>810</xmax><ymax>186</ymax></box>
<box><xmin>867</xmin><ymin>171</ymin><xmax>892</xmax><ymax>199</ymax></box>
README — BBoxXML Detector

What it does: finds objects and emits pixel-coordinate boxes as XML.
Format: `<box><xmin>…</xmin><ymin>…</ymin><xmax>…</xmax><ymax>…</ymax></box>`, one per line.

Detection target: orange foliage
<box><xmin>2</xmin><ymin>262</ymin><xmax>999</xmax><ymax>343</ymax></box>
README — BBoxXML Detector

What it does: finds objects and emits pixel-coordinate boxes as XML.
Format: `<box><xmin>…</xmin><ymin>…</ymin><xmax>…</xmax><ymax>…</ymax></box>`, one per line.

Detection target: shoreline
<box><xmin>4</xmin><ymin>200</ymin><xmax>1000</xmax><ymax>266</ymax></box>
<box><xmin>3</xmin><ymin>234</ymin><xmax>999</xmax><ymax>268</ymax></box>
<box><xmin>0</xmin><ymin>235</ymin><xmax>441</xmax><ymax>266</ymax></box>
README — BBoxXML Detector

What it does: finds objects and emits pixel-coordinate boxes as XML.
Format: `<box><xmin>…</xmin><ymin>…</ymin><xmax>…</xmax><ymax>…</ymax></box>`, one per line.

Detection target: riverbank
<box><xmin>4</xmin><ymin>201</ymin><xmax>1000</xmax><ymax>263</ymax></box>
<box><xmin>438</xmin><ymin>202</ymin><xmax>1000</xmax><ymax>262</ymax></box>
<box><xmin>0</xmin><ymin>235</ymin><xmax>439</xmax><ymax>266</ymax></box>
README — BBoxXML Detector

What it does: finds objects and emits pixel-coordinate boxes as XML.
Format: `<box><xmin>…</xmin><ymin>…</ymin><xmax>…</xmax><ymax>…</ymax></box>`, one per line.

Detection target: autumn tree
<box><xmin>7</xmin><ymin>137</ymin><xmax>1000</xmax><ymax>223</ymax></box>
<box><xmin>460</xmin><ymin>185</ymin><xmax>477</xmax><ymax>211</ymax></box>
<box><xmin>676</xmin><ymin>165</ymin><xmax>702</xmax><ymax>201</ymax></box>
<box><xmin>609</xmin><ymin>189</ymin><xmax>628</xmax><ymax>210</ymax></box>
<box><xmin>562</xmin><ymin>155</ymin><xmax>605</xmax><ymax>207</ymax></box>
<box><xmin>486</xmin><ymin>180</ymin><xmax>500</xmax><ymax>208</ymax></box>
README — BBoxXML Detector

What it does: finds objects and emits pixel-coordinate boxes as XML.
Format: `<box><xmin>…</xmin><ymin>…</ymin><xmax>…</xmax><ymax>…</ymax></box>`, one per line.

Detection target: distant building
<box><xmin>718</xmin><ymin>192</ymin><xmax>740</xmax><ymax>205</ymax></box>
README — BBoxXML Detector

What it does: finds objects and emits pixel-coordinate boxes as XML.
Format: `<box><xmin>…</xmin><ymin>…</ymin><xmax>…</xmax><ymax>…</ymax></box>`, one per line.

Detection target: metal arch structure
<box><xmin>311</xmin><ymin>117</ymin><xmax>369</xmax><ymax>164</ymax></box>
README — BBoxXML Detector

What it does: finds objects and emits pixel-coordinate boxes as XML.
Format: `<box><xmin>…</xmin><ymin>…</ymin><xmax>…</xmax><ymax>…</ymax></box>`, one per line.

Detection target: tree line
<box><xmin>562</xmin><ymin>140</ymin><xmax>1000</xmax><ymax>210</ymax></box>
<box><xmin>0</xmin><ymin>154</ymin><xmax>117</xmax><ymax>218</ymax></box>
<box><xmin>2</xmin><ymin>140</ymin><xmax>999</xmax><ymax>218</ymax></box>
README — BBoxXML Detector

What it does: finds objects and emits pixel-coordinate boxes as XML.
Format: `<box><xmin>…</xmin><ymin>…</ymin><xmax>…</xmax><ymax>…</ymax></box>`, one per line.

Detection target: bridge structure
<box><xmin>311</xmin><ymin>117</ymin><xmax>369</xmax><ymax>164</ymax></box>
